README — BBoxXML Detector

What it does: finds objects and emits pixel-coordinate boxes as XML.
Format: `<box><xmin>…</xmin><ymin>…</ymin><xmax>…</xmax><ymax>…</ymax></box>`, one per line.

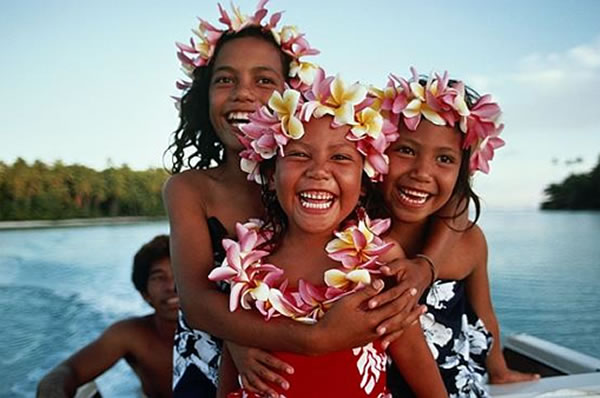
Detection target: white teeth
<box><xmin>166</xmin><ymin>297</ymin><xmax>179</xmax><ymax>305</ymax></box>
<box><xmin>402</xmin><ymin>188</ymin><xmax>429</xmax><ymax>198</ymax></box>
<box><xmin>299</xmin><ymin>191</ymin><xmax>334</xmax><ymax>209</ymax></box>
<box><xmin>226</xmin><ymin>111</ymin><xmax>251</xmax><ymax>123</ymax></box>
<box><xmin>399</xmin><ymin>188</ymin><xmax>429</xmax><ymax>205</ymax></box>
<box><xmin>300</xmin><ymin>201</ymin><xmax>333</xmax><ymax>209</ymax></box>
<box><xmin>299</xmin><ymin>191</ymin><xmax>334</xmax><ymax>200</ymax></box>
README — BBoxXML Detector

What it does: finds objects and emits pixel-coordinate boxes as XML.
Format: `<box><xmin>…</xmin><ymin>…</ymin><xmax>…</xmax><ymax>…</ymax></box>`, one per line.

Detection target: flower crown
<box><xmin>208</xmin><ymin>209</ymin><xmax>392</xmax><ymax>324</ymax></box>
<box><xmin>175</xmin><ymin>0</ymin><xmax>319</xmax><ymax>94</ymax></box>
<box><xmin>372</xmin><ymin>67</ymin><xmax>505</xmax><ymax>174</ymax></box>
<box><xmin>238</xmin><ymin>68</ymin><xmax>400</xmax><ymax>184</ymax></box>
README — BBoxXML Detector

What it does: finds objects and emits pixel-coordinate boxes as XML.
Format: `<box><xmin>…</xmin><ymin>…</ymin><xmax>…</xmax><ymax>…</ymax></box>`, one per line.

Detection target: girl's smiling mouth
<box><xmin>397</xmin><ymin>187</ymin><xmax>431</xmax><ymax>206</ymax></box>
<box><xmin>226</xmin><ymin>111</ymin><xmax>251</xmax><ymax>128</ymax></box>
<box><xmin>298</xmin><ymin>190</ymin><xmax>335</xmax><ymax>210</ymax></box>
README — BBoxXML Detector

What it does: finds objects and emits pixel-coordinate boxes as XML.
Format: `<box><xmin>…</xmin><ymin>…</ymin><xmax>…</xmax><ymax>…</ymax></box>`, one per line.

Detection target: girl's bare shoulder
<box><xmin>163</xmin><ymin>169</ymin><xmax>222</xmax><ymax>206</ymax></box>
<box><xmin>441</xmin><ymin>223</ymin><xmax>488</xmax><ymax>279</ymax></box>
<box><xmin>457</xmin><ymin>223</ymin><xmax>488</xmax><ymax>265</ymax></box>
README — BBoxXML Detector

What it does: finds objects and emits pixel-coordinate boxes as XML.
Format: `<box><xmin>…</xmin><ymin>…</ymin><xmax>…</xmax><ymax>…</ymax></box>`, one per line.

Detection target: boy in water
<box><xmin>37</xmin><ymin>235</ymin><xmax>177</xmax><ymax>398</ymax></box>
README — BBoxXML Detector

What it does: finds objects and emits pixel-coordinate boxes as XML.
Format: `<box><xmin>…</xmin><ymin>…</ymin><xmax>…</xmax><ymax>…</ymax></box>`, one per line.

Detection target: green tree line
<box><xmin>541</xmin><ymin>155</ymin><xmax>600</xmax><ymax>210</ymax></box>
<box><xmin>0</xmin><ymin>158</ymin><xmax>169</xmax><ymax>221</ymax></box>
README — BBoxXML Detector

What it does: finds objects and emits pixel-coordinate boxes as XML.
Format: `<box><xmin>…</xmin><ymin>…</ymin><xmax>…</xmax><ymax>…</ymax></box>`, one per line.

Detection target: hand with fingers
<box><xmin>376</xmin><ymin>254</ymin><xmax>434</xmax><ymax>312</ymax></box>
<box><xmin>226</xmin><ymin>342</ymin><xmax>293</xmax><ymax>398</ymax></box>
<box><xmin>313</xmin><ymin>279</ymin><xmax>426</xmax><ymax>353</ymax></box>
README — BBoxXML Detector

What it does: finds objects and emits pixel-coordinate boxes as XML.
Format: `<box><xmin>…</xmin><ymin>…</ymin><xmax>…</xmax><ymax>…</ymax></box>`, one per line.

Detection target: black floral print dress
<box><xmin>388</xmin><ymin>279</ymin><xmax>493</xmax><ymax>398</ymax></box>
<box><xmin>172</xmin><ymin>217</ymin><xmax>227</xmax><ymax>398</ymax></box>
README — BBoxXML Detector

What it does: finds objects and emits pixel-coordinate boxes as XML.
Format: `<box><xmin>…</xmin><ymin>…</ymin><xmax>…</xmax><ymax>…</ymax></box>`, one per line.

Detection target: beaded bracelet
<box><xmin>415</xmin><ymin>253</ymin><xmax>438</xmax><ymax>286</ymax></box>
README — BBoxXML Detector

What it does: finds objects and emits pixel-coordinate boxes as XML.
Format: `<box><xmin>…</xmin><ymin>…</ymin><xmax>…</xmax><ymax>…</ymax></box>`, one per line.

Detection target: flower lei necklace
<box><xmin>208</xmin><ymin>209</ymin><xmax>393</xmax><ymax>324</ymax></box>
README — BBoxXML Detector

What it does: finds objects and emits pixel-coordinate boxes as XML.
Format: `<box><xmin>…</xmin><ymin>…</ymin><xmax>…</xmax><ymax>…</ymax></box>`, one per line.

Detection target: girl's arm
<box><xmin>164</xmin><ymin>175</ymin><xmax>422</xmax><ymax>354</ymax></box>
<box><xmin>217</xmin><ymin>345</ymin><xmax>240</xmax><ymax>398</ymax></box>
<box><xmin>388</xmin><ymin>323</ymin><xmax>447</xmax><ymax>398</ymax></box>
<box><xmin>465</xmin><ymin>226</ymin><xmax>540</xmax><ymax>384</ymax></box>
<box><xmin>375</xmin><ymin>199</ymin><xmax>468</xmax><ymax>316</ymax></box>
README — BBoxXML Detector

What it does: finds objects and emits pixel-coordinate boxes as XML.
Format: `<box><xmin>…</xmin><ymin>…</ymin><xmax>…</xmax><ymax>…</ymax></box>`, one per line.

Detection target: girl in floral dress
<box><xmin>209</xmin><ymin>72</ymin><xmax>447</xmax><ymax>397</ymax></box>
<box><xmin>372</xmin><ymin>69</ymin><xmax>539</xmax><ymax>397</ymax></box>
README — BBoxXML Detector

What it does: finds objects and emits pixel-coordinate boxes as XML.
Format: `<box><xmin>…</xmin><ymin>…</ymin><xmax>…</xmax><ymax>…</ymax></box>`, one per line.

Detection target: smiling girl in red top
<box><xmin>209</xmin><ymin>72</ymin><xmax>447</xmax><ymax>397</ymax></box>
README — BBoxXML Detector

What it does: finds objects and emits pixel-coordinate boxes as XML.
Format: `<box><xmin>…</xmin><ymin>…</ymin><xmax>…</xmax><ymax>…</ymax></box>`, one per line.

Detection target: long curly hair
<box><xmin>166</xmin><ymin>26</ymin><xmax>292</xmax><ymax>173</ymax></box>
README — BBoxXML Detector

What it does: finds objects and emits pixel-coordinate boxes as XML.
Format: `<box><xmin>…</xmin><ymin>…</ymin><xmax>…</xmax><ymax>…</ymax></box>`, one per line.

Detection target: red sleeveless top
<box><xmin>227</xmin><ymin>341</ymin><xmax>390</xmax><ymax>398</ymax></box>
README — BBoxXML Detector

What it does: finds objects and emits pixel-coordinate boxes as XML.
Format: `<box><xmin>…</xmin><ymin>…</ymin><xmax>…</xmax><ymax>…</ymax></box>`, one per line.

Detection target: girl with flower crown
<box><xmin>163</xmin><ymin>2</ymin><xmax>433</xmax><ymax>397</ymax></box>
<box><xmin>366</xmin><ymin>69</ymin><xmax>540</xmax><ymax>397</ymax></box>
<box><xmin>208</xmin><ymin>73</ymin><xmax>447</xmax><ymax>397</ymax></box>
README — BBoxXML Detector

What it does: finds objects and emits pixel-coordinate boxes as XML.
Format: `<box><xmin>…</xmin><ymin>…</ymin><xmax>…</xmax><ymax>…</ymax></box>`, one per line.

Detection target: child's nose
<box><xmin>306</xmin><ymin>160</ymin><xmax>330</xmax><ymax>180</ymax></box>
<box><xmin>164</xmin><ymin>276</ymin><xmax>176</xmax><ymax>293</ymax></box>
<box><xmin>410</xmin><ymin>157</ymin><xmax>433</xmax><ymax>182</ymax></box>
<box><xmin>232</xmin><ymin>79</ymin><xmax>256</xmax><ymax>102</ymax></box>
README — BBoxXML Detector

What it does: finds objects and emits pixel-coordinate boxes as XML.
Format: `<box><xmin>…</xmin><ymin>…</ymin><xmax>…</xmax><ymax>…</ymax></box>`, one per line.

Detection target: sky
<box><xmin>1</xmin><ymin>0</ymin><xmax>599</xmax><ymax>209</ymax></box>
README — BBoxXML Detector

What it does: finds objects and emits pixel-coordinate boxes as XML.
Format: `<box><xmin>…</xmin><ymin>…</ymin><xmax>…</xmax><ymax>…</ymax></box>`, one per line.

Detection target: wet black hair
<box><xmin>131</xmin><ymin>235</ymin><xmax>170</xmax><ymax>295</ymax></box>
<box><xmin>447</xmin><ymin>82</ymin><xmax>482</xmax><ymax>226</ymax></box>
<box><xmin>166</xmin><ymin>26</ymin><xmax>293</xmax><ymax>173</ymax></box>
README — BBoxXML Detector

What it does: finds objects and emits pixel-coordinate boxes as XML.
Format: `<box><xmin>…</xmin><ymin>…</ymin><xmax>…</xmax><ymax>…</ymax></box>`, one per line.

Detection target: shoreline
<box><xmin>0</xmin><ymin>216</ymin><xmax>167</xmax><ymax>230</ymax></box>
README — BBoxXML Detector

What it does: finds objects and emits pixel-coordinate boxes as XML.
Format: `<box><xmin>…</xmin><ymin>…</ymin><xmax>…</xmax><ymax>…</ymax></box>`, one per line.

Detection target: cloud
<box><xmin>495</xmin><ymin>35</ymin><xmax>600</xmax><ymax>135</ymax></box>
<box><xmin>463</xmin><ymin>36</ymin><xmax>600</xmax><ymax>209</ymax></box>
<box><xmin>517</xmin><ymin>35</ymin><xmax>600</xmax><ymax>73</ymax></box>
<box><xmin>569</xmin><ymin>40</ymin><xmax>600</xmax><ymax>68</ymax></box>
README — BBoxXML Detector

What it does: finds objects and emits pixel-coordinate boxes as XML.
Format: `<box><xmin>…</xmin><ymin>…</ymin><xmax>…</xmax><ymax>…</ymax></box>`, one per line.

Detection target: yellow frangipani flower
<box><xmin>453</xmin><ymin>87</ymin><xmax>470</xmax><ymax>117</ymax></box>
<box><xmin>367</xmin><ymin>86</ymin><xmax>385</xmax><ymax>111</ymax></box>
<box><xmin>404</xmin><ymin>80</ymin><xmax>446</xmax><ymax>126</ymax></box>
<box><xmin>289</xmin><ymin>60</ymin><xmax>319</xmax><ymax>86</ymax></box>
<box><xmin>229</xmin><ymin>5</ymin><xmax>248</xmax><ymax>30</ymax></box>
<box><xmin>324</xmin><ymin>269</ymin><xmax>371</xmax><ymax>289</ymax></box>
<box><xmin>249</xmin><ymin>280</ymin><xmax>270</xmax><ymax>302</ymax></box>
<box><xmin>351</xmin><ymin>107</ymin><xmax>383</xmax><ymax>139</ymax></box>
<box><xmin>325</xmin><ymin>75</ymin><xmax>367</xmax><ymax>126</ymax></box>
<box><xmin>325</xmin><ymin>219</ymin><xmax>375</xmax><ymax>256</ymax></box>
<box><xmin>279</xmin><ymin>25</ymin><xmax>300</xmax><ymax>43</ymax></box>
<box><xmin>268</xmin><ymin>90</ymin><xmax>305</xmax><ymax>139</ymax></box>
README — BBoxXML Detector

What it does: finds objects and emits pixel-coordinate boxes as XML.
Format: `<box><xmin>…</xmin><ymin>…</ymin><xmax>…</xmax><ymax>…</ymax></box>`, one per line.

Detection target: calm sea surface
<box><xmin>1</xmin><ymin>210</ymin><xmax>599</xmax><ymax>397</ymax></box>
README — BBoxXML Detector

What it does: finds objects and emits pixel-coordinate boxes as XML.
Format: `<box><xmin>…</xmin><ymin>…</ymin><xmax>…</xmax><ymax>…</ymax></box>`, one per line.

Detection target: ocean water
<box><xmin>1</xmin><ymin>211</ymin><xmax>599</xmax><ymax>397</ymax></box>
<box><xmin>479</xmin><ymin>210</ymin><xmax>600</xmax><ymax>360</ymax></box>
<box><xmin>0</xmin><ymin>222</ymin><xmax>169</xmax><ymax>397</ymax></box>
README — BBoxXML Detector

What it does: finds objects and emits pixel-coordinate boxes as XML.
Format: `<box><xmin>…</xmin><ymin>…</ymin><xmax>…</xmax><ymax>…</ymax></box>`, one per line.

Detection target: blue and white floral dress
<box><xmin>388</xmin><ymin>279</ymin><xmax>493</xmax><ymax>398</ymax></box>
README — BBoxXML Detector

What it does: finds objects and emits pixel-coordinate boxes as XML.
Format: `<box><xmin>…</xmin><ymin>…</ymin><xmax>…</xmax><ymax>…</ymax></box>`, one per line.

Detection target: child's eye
<box><xmin>438</xmin><ymin>154</ymin><xmax>456</xmax><ymax>164</ymax></box>
<box><xmin>149</xmin><ymin>274</ymin><xmax>166</xmax><ymax>282</ymax></box>
<box><xmin>394</xmin><ymin>145</ymin><xmax>414</xmax><ymax>155</ymax></box>
<box><xmin>257</xmin><ymin>76</ymin><xmax>276</xmax><ymax>85</ymax></box>
<box><xmin>213</xmin><ymin>75</ymin><xmax>233</xmax><ymax>85</ymax></box>
<box><xmin>332</xmin><ymin>153</ymin><xmax>353</xmax><ymax>161</ymax></box>
<box><xmin>287</xmin><ymin>151</ymin><xmax>308</xmax><ymax>158</ymax></box>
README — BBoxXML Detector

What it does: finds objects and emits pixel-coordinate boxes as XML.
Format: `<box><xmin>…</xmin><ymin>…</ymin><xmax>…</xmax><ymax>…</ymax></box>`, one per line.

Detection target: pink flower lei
<box><xmin>372</xmin><ymin>67</ymin><xmax>505</xmax><ymax>174</ymax></box>
<box><xmin>238</xmin><ymin>68</ymin><xmax>400</xmax><ymax>184</ymax></box>
<box><xmin>174</xmin><ymin>0</ymin><xmax>319</xmax><ymax>96</ymax></box>
<box><xmin>208</xmin><ymin>209</ymin><xmax>393</xmax><ymax>324</ymax></box>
